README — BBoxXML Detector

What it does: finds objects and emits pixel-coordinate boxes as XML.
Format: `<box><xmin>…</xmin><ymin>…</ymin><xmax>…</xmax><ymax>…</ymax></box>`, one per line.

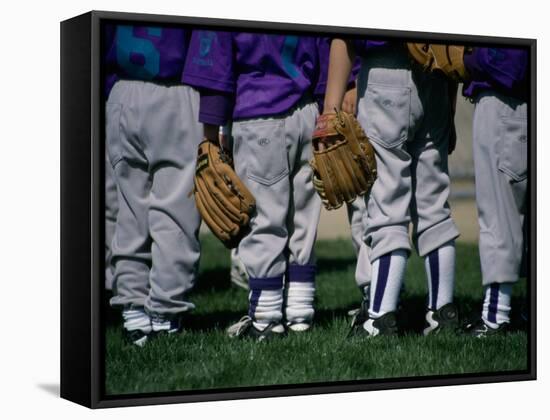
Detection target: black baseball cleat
<box><xmin>227</xmin><ymin>316</ymin><xmax>286</xmax><ymax>342</ymax></box>
<box><xmin>423</xmin><ymin>303</ymin><xmax>459</xmax><ymax>336</ymax></box>
<box><xmin>348</xmin><ymin>298</ymin><xmax>370</xmax><ymax>336</ymax></box>
<box><xmin>347</xmin><ymin>285</ymin><xmax>370</xmax><ymax>318</ymax></box>
<box><xmin>348</xmin><ymin>309</ymin><xmax>398</xmax><ymax>338</ymax></box>
<box><xmin>122</xmin><ymin>306</ymin><xmax>152</xmax><ymax>347</ymax></box>
<box><xmin>150</xmin><ymin>313</ymin><xmax>184</xmax><ymax>336</ymax></box>
<box><xmin>123</xmin><ymin>328</ymin><xmax>150</xmax><ymax>347</ymax></box>
<box><xmin>464</xmin><ymin>318</ymin><xmax>509</xmax><ymax>338</ymax></box>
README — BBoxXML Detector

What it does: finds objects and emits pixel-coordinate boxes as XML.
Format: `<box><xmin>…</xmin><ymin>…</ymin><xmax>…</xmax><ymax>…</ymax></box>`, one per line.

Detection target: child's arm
<box><xmin>323</xmin><ymin>39</ymin><xmax>356</xmax><ymax>113</ymax></box>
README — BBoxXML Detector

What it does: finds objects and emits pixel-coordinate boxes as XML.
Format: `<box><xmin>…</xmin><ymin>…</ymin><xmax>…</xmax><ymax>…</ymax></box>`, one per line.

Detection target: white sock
<box><xmin>248</xmin><ymin>278</ymin><xmax>284</xmax><ymax>330</ymax></box>
<box><xmin>122</xmin><ymin>308</ymin><xmax>151</xmax><ymax>333</ymax></box>
<box><xmin>482</xmin><ymin>283</ymin><xmax>512</xmax><ymax>328</ymax></box>
<box><xmin>285</xmin><ymin>282</ymin><xmax>315</xmax><ymax>325</ymax></box>
<box><xmin>369</xmin><ymin>250</ymin><xmax>408</xmax><ymax>318</ymax></box>
<box><xmin>285</xmin><ymin>264</ymin><xmax>316</xmax><ymax>325</ymax></box>
<box><xmin>424</xmin><ymin>241</ymin><xmax>455</xmax><ymax>310</ymax></box>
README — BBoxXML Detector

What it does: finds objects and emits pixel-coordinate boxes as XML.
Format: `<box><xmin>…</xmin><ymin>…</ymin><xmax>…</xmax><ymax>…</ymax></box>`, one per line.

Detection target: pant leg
<box><xmin>356</xmin><ymin>53</ymin><xmax>422</xmax><ymax>261</ymax></box>
<box><xmin>347</xmin><ymin>199</ymin><xmax>371</xmax><ymax>289</ymax></box>
<box><xmin>232</xmin><ymin>114</ymin><xmax>292</xmax><ymax>325</ymax></box>
<box><xmin>286</xmin><ymin>102</ymin><xmax>321</xmax><ymax>267</ymax></box>
<box><xmin>107</xmin><ymin>81</ymin><xmax>152</xmax><ymax>308</ymax></box>
<box><xmin>359</xmin><ymin>122</ymin><xmax>414</xmax><ymax>262</ymax></box>
<box><xmin>232</xmin><ymin>117</ymin><xmax>291</xmax><ymax>279</ymax></box>
<box><xmin>142</xmin><ymin>85</ymin><xmax>203</xmax><ymax>315</ymax></box>
<box><xmin>409</xmin><ymin>73</ymin><xmax>459</xmax><ymax>257</ymax></box>
<box><xmin>105</xmin><ymin>148</ymin><xmax>119</xmax><ymax>290</ymax></box>
<box><xmin>473</xmin><ymin>91</ymin><xmax>528</xmax><ymax>285</ymax></box>
<box><xmin>284</xmin><ymin>102</ymin><xmax>321</xmax><ymax>325</ymax></box>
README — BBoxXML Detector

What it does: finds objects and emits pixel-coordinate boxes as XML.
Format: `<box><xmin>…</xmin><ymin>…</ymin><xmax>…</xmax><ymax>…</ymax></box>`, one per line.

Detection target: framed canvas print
<box><xmin>60</xmin><ymin>10</ymin><xmax>536</xmax><ymax>408</ymax></box>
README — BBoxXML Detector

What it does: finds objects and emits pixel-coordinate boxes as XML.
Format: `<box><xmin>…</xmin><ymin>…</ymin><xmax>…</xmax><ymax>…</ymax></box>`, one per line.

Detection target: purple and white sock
<box><xmin>285</xmin><ymin>264</ymin><xmax>316</xmax><ymax>325</ymax></box>
<box><xmin>369</xmin><ymin>250</ymin><xmax>408</xmax><ymax>319</ymax></box>
<box><xmin>424</xmin><ymin>241</ymin><xmax>455</xmax><ymax>310</ymax></box>
<box><xmin>249</xmin><ymin>275</ymin><xmax>284</xmax><ymax>330</ymax></box>
<box><xmin>482</xmin><ymin>283</ymin><xmax>512</xmax><ymax>328</ymax></box>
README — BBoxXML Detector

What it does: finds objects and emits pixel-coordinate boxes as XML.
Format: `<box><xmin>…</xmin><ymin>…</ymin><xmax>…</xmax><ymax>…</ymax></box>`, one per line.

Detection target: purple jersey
<box><xmin>183</xmin><ymin>31</ymin><xmax>320</xmax><ymax>120</ymax></box>
<box><xmin>463</xmin><ymin>48</ymin><xmax>528</xmax><ymax>100</ymax></box>
<box><xmin>104</xmin><ymin>25</ymin><xmax>190</xmax><ymax>97</ymax></box>
<box><xmin>353</xmin><ymin>40</ymin><xmax>391</xmax><ymax>57</ymax></box>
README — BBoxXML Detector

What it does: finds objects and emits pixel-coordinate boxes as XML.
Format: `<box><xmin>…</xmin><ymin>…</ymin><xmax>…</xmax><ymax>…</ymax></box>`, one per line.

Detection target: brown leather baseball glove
<box><xmin>193</xmin><ymin>140</ymin><xmax>255</xmax><ymax>248</ymax></box>
<box><xmin>406</xmin><ymin>43</ymin><xmax>469</xmax><ymax>81</ymax></box>
<box><xmin>310</xmin><ymin>110</ymin><xmax>377</xmax><ymax>210</ymax></box>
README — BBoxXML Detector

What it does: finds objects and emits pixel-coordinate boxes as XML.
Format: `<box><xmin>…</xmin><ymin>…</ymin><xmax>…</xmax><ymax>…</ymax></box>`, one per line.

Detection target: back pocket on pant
<box><xmin>363</xmin><ymin>83</ymin><xmax>411</xmax><ymax>148</ymax></box>
<box><xmin>237</xmin><ymin>119</ymin><xmax>288</xmax><ymax>186</ymax></box>
<box><xmin>497</xmin><ymin>117</ymin><xmax>528</xmax><ymax>182</ymax></box>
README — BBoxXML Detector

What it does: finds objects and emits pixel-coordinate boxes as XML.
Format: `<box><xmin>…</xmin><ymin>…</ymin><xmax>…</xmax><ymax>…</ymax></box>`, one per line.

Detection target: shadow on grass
<box><xmin>314</xmin><ymin>304</ymin><xmax>361</xmax><ymax>327</ymax></box>
<box><xmin>399</xmin><ymin>295</ymin><xmax>528</xmax><ymax>334</ymax></box>
<box><xmin>194</xmin><ymin>267</ymin><xmax>232</xmax><ymax>293</ymax></box>
<box><xmin>184</xmin><ymin>309</ymin><xmax>246</xmax><ymax>331</ymax></box>
<box><xmin>316</xmin><ymin>257</ymin><xmax>357</xmax><ymax>274</ymax></box>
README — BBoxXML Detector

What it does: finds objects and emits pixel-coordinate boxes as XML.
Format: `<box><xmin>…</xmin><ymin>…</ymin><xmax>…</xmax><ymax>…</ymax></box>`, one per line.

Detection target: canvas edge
<box><xmin>58</xmin><ymin>9</ymin><xmax>537</xmax><ymax>409</ymax></box>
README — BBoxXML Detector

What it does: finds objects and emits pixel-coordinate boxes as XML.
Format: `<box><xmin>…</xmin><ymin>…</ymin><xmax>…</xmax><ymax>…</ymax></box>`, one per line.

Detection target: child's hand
<box><xmin>341</xmin><ymin>86</ymin><xmax>357</xmax><ymax>116</ymax></box>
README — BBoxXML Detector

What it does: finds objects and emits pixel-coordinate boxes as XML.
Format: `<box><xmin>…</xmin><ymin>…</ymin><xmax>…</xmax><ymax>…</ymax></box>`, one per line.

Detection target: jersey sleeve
<box><xmin>464</xmin><ymin>47</ymin><xmax>528</xmax><ymax>93</ymax></box>
<box><xmin>353</xmin><ymin>39</ymin><xmax>390</xmax><ymax>57</ymax></box>
<box><xmin>182</xmin><ymin>30</ymin><xmax>236</xmax><ymax>94</ymax></box>
<box><xmin>199</xmin><ymin>90</ymin><xmax>234</xmax><ymax>126</ymax></box>
<box><xmin>313</xmin><ymin>37</ymin><xmax>331</xmax><ymax>98</ymax></box>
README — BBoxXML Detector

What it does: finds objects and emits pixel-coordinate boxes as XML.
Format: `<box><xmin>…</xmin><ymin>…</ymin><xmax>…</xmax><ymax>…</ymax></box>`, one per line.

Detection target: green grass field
<box><xmin>105</xmin><ymin>236</ymin><xmax>528</xmax><ymax>395</ymax></box>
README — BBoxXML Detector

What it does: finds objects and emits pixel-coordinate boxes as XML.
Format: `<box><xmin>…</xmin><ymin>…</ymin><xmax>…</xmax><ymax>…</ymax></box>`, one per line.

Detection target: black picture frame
<box><xmin>60</xmin><ymin>10</ymin><xmax>537</xmax><ymax>409</ymax></box>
